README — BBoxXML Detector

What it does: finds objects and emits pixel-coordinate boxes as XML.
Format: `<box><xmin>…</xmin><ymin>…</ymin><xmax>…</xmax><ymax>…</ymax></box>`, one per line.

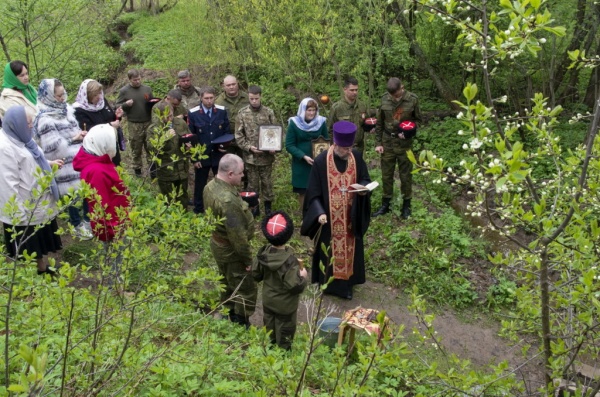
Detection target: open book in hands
<box><xmin>348</xmin><ymin>181</ymin><xmax>379</xmax><ymax>192</ymax></box>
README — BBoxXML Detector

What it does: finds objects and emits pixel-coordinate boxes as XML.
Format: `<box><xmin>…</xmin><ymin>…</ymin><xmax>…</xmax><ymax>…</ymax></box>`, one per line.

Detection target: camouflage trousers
<box><xmin>353</xmin><ymin>129</ymin><xmax>365</xmax><ymax>155</ymax></box>
<box><xmin>246</xmin><ymin>163</ymin><xmax>274</xmax><ymax>202</ymax></box>
<box><xmin>126</xmin><ymin>120</ymin><xmax>152</xmax><ymax>170</ymax></box>
<box><xmin>263</xmin><ymin>306</ymin><xmax>297</xmax><ymax>350</ymax></box>
<box><xmin>210</xmin><ymin>239</ymin><xmax>257</xmax><ymax>318</ymax></box>
<box><xmin>157</xmin><ymin>178</ymin><xmax>188</xmax><ymax>209</ymax></box>
<box><xmin>381</xmin><ymin>145</ymin><xmax>413</xmax><ymax>200</ymax></box>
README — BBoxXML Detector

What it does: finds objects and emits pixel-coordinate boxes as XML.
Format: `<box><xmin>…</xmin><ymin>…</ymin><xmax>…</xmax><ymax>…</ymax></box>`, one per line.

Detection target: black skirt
<box><xmin>3</xmin><ymin>219</ymin><xmax>62</xmax><ymax>259</ymax></box>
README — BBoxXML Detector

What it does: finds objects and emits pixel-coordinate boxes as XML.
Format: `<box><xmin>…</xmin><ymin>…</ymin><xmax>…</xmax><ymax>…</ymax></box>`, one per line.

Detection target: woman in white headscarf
<box><xmin>0</xmin><ymin>106</ymin><xmax>63</xmax><ymax>275</ymax></box>
<box><xmin>73</xmin><ymin>124</ymin><xmax>130</xmax><ymax>242</ymax></box>
<box><xmin>285</xmin><ymin>97</ymin><xmax>328</xmax><ymax>210</ymax></box>
<box><xmin>33</xmin><ymin>78</ymin><xmax>92</xmax><ymax>240</ymax></box>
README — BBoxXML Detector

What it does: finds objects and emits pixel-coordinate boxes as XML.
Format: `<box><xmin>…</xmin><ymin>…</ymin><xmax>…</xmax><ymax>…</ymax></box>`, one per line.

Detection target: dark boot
<box><xmin>372</xmin><ymin>198</ymin><xmax>391</xmax><ymax>218</ymax></box>
<box><xmin>264</xmin><ymin>201</ymin><xmax>272</xmax><ymax>216</ymax></box>
<box><xmin>230</xmin><ymin>313</ymin><xmax>250</xmax><ymax>329</ymax></box>
<box><xmin>251</xmin><ymin>205</ymin><xmax>260</xmax><ymax>218</ymax></box>
<box><xmin>401</xmin><ymin>199</ymin><xmax>412</xmax><ymax>219</ymax></box>
<box><xmin>228</xmin><ymin>309</ymin><xmax>237</xmax><ymax>322</ymax></box>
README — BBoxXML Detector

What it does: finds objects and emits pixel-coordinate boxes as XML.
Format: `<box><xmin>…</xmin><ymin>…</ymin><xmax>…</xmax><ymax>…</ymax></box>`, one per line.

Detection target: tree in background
<box><xmin>412</xmin><ymin>0</ymin><xmax>600</xmax><ymax>394</ymax></box>
<box><xmin>0</xmin><ymin>0</ymin><xmax>123</xmax><ymax>90</ymax></box>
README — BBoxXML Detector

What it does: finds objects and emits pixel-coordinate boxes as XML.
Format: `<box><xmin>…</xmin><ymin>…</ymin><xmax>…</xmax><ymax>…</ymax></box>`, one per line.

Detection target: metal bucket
<box><xmin>317</xmin><ymin>317</ymin><xmax>342</xmax><ymax>347</ymax></box>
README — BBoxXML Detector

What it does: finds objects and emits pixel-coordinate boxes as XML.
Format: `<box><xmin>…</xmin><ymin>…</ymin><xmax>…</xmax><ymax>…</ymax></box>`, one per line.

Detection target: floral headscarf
<box><xmin>72</xmin><ymin>79</ymin><xmax>105</xmax><ymax>112</ymax></box>
<box><xmin>36</xmin><ymin>79</ymin><xmax>67</xmax><ymax>117</ymax></box>
<box><xmin>288</xmin><ymin>97</ymin><xmax>327</xmax><ymax>132</ymax></box>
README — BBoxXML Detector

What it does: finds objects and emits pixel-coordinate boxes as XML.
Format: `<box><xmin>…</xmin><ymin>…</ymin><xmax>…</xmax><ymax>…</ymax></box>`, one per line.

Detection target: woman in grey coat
<box><xmin>33</xmin><ymin>78</ymin><xmax>92</xmax><ymax>239</ymax></box>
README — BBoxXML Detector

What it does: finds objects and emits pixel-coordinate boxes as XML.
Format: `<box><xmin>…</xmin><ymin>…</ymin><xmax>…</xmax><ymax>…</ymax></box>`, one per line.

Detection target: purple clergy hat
<box><xmin>332</xmin><ymin>120</ymin><xmax>357</xmax><ymax>147</ymax></box>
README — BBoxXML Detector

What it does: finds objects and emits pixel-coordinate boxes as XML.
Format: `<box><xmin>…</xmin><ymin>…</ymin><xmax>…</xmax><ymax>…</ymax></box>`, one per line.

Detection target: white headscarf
<box><xmin>83</xmin><ymin>124</ymin><xmax>116</xmax><ymax>159</ymax></box>
<box><xmin>288</xmin><ymin>97</ymin><xmax>327</xmax><ymax>132</ymax></box>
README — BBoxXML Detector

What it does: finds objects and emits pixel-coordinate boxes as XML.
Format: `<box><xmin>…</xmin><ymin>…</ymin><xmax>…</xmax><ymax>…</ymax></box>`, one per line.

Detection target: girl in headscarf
<box><xmin>73</xmin><ymin>124</ymin><xmax>130</xmax><ymax>243</ymax></box>
<box><xmin>0</xmin><ymin>106</ymin><xmax>63</xmax><ymax>275</ymax></box>
<box><xmin>0</xmin><ymin>61</ymin><xmax>38</xmax><ymax>120</ymax></box>
<box><xmin>285</xmin><ymin>97</ymin><xmax>328</xmax><ymax>210</ymax></box>
<box><xmin>33</xmin><ymin>78</ymin><xmax>93</xmax><ymax>240</ymax></box>
<box><xmin>73</xmin><ymin>79</ymin><xmax>124</xmax><ymax>166</ymax></box>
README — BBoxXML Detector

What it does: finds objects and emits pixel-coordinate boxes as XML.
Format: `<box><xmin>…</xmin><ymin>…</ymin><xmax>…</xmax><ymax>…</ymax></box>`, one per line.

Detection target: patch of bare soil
<box><xmin>250</xmin><ymin>279</ymin><xmax>545</xmax><ymax>393</ymax></box>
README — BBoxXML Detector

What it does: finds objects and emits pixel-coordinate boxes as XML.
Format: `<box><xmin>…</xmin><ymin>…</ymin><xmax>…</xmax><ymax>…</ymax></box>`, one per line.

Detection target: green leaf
<box><xmin>407</xmin><ymin>149</ymin><xmax>417</xmax><ymax>165</ymax></box>
<box><xmin>462</xmin><ymin>83</ymin><xmax>478</xmax><ymax>102</ymax></box>
<box><xmin>543</xmin><ymin>26</ymin><xmax>566</xmax><ymax>37</ymax></box>
<box><xmin>496</xmin><ymin>177</ymin><xmax>507</xmax><ymax>191</ymax></box>
<box><xmin>8</xmin><ymin>384</ymin><xmax>27</xmax><ymax>392</ymax></box>
<box><xmin>567</xmin><ymin>49</ymin><xmax>580</xmax><ymax>61</ymax></box>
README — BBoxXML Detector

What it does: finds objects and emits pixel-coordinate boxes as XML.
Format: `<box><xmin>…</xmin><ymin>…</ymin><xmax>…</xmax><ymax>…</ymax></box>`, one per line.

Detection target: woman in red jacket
<box><xmin>73</xmin><ymin>124</ymin><xmax>130</xmax><ymax>242</ymax></box>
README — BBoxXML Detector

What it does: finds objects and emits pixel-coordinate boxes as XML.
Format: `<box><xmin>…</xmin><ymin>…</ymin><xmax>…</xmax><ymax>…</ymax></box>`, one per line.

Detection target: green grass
<box><xmin>124</xmin><ymin>0</ymin><xmax>222</xmax><ymax>72</ymax></box>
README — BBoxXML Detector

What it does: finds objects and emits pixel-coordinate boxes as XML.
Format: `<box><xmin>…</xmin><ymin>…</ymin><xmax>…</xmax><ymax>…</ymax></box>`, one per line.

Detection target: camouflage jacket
<box><xmin>175</xmin><ymin>84</ymin><xmax>202</xmax><ymax>111</ymax></box>
<box><xmin>147</xmin><ymin>101</ymin><xmax>190</xmax><ymax>181</ymax></box>
<box><xmin>252</xmin><ymin>245</ymin><xmax>307</xmax><ymax>315</ymax></box>
<box><xmin>235</xmin><ymin>105</ymin><xmax>278</xmax><ymax>166</ymax></box>
<box><xmin>215</xmin><ymin>91</ymin><xmax>249</xmax><ymax>134</ymax></box>
<box><xmin>327</xmin><ymin>98</ymin><xmax>368</xmax><ymax>149</ymax></box>
<box><xmin>203</xmin><ymin>178</ymin><xmax>255</xmax><ymax>263</ymax></box>
<box><xmin>375</xmin><ymin>91</ymin><xmax>422</xmax><ymax>149</ymax></box>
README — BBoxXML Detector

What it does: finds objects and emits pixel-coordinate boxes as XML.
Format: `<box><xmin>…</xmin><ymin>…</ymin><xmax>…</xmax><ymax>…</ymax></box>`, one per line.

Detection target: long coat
<box><xmin>285</xmin><ymin>120</ymin><xmax>328</xmax><ymax>190</ymax></box>
<box><xmin>301</xmin><ymin>148</ymin><xmax>371</xmax><ymax>298</ymax></box>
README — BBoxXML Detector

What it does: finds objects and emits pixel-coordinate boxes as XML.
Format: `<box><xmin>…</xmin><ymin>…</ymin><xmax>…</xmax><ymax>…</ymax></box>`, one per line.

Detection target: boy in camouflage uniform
<box><xmin>253</xmin><ymin>211</ymin><xmax>308</xmax><ymax>349</ymax></box>
<box><xmin>235</xmin><ymin>85</ymin><xmax>278</xmax><ymax>216</ymax></box>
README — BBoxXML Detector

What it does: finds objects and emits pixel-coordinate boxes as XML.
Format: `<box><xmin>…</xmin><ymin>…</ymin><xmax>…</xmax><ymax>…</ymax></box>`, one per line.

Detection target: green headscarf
<box><xmin>2</xmin><ymin>62</ymin><xmax>37</xmax><ymax>105</ymax></box>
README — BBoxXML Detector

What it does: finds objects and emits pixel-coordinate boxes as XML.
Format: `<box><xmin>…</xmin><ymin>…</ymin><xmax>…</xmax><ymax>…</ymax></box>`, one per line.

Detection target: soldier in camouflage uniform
<box><xmin>174</xmin><ymin>70</ymin><xmax>202</xmax><ymax>111</ymax></box>
<box><xmin>147</xmin><ymin>90</ymin><xmax>190</xmax><ymax>208</ymax></box>
<box><xmin>116</xmin><ymin>69</ymin><xmax>154</xmax><ymax>176</ymax></box>
<box><xmin>327</xmin><ymin>76</ymin><xmax>368</xmax><ymax>154</ymax></box>
<box><xmin>373</xmin><ymin>77</ymin><xmax>422</xmax><ymax>219</ymax></box>
<box><xmin>203</xmin><ymin>154</ymin><xmax>257</xmax><ymax>327</ymax></box>
<box><xmin>235</xmin><ymin>85</ymin><xmax>278</xmax><ymax>216</ymax></box>
<box><xmin>215</xmin><ymin>75</ymin><xmax>250</xmax><ymax>187</ymax></box>
<box><xmin>215</xmin><ymin>75</ymin><xmax>249</xmax><ymax>135</ymax></box>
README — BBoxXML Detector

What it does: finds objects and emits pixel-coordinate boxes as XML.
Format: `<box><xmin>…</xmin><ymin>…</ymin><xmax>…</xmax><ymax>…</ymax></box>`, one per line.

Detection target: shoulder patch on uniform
<box><xmin>215</xmin><ymin>104</ymin><xmax>225</xmax><ymax>110</ymax></box>
<box><xmin>189</xmin><ymin>106</ymin><xmax>200</xmax><ymax>113</ymax></box>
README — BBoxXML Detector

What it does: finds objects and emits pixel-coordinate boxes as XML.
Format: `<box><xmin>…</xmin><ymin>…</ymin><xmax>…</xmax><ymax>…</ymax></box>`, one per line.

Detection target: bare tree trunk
<box><xmin>584</xmin><ymin>63</ymin><xmax>599</xmax><ymax>108</ymax></box>
<box><xmin>540</xmin><ymin>249</ymin><xmax>552</xmax><ymax>385</ymax></box>
<box><xmin>392</xmin><ymin>2</ymin><xmax>460</xmax><ymax>110</ymax></box>
<box><xmin>0</xmin><ymin>31</ymin><xmax>10</xmax><ymax>62</ymax></box>
<box><xmin>113</xmin><ymin>0</ymin><xmax>129</xmax><ymax>19</ymax></box>
<box><xmin>553</xmin><ymin>0</ymin><xmax>598</xmax><ymax>105</ymax></box>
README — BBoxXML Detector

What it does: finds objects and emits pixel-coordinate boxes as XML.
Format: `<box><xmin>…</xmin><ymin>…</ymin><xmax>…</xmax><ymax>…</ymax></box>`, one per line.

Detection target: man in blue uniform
<box><xmin>188</xmin><ymin>86</ymin><xmax>231</xmax><ymax>214</ymax></box>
